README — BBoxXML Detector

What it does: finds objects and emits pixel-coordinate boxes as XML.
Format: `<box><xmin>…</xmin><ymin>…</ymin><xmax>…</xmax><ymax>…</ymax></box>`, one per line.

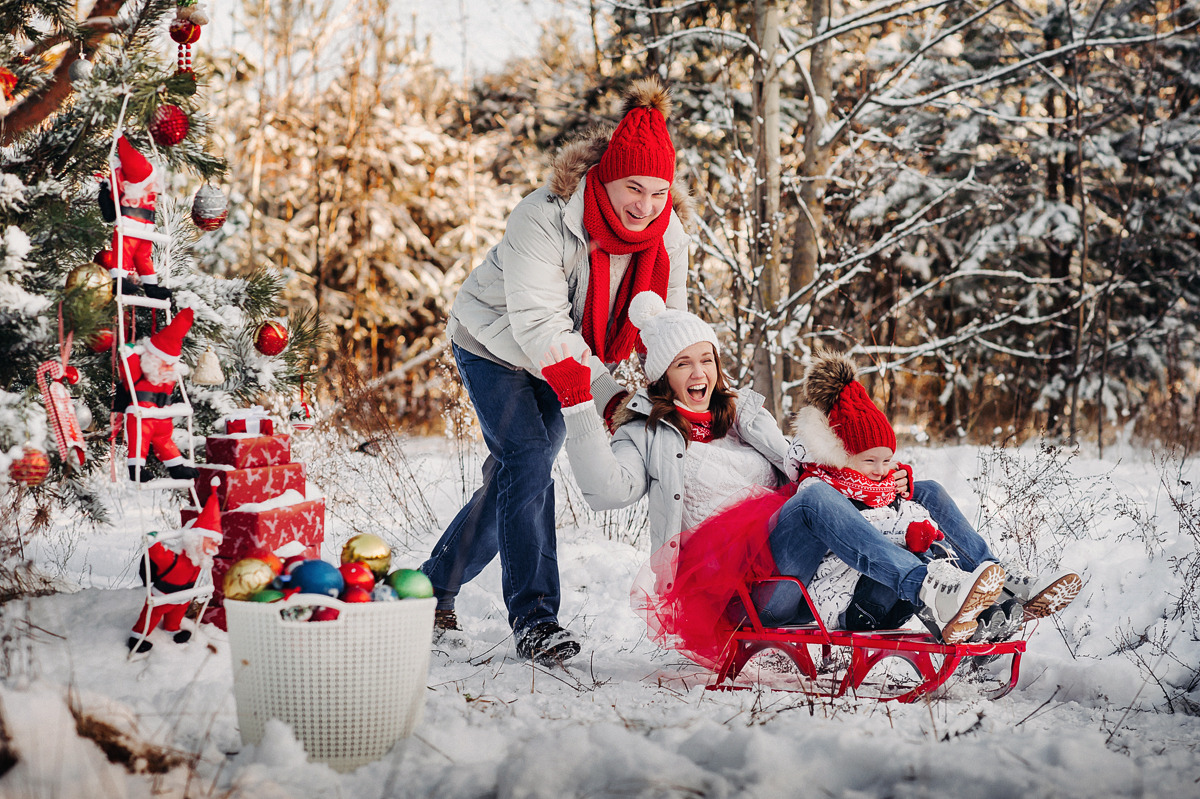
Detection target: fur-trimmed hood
<box><xmin>547</xmin><ymin>128</ymin><xmax>696</xmax><ymax>228</ymax></box>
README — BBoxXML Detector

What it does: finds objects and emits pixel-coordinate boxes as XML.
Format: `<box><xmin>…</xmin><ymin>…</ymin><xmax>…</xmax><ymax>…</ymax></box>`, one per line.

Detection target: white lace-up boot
<box><xmin>917</xmin><ymin>560</ymin><xmax>1006</xmax><ymax>644</ymax></box>
<box><xmin>1001</xmin><ymin>560</ymin><xmax>1083</xmax><ymax>620</ymax></box>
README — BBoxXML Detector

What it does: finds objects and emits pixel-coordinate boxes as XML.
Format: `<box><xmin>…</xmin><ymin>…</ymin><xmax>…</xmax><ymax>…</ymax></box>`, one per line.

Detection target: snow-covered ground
<box><xmin>3</xmin><ymin>432</ymin><xmax>1200</xmax><ymax>798</ymax></box>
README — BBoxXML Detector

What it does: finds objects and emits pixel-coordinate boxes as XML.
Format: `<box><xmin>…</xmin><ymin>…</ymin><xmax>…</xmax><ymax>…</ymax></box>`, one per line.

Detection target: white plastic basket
<box><xmin>226</xmin><ymin>594</ymin><xmax>434</xmax><ymax>772</ymax></box>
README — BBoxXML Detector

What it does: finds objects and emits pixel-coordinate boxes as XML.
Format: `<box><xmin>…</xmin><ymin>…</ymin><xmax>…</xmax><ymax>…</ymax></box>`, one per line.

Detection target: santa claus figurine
<box><xmin>114</xmin><ymin>307</ymin><xmax>201</xmax><ymax>482</ymax></box>
<box><xmin>129</xmin><ymin>485</ymin><xmax>222</xmax><ymax>653</ymax></box>
<box><xmin>103</xmin><ymin>135</ymin><xmax>171</xmax><ymax>300</ymax></box>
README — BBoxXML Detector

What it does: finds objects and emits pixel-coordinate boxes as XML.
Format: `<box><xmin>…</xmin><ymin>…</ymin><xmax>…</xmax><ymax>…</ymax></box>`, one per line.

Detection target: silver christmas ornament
<box><xmin>191</xmin><ymin>184</ymin><xmax>228</xmax><ymax>231</ymax></box>
<box><xmin>74</xmin><ymin>399</ymin><xmax>93</xmax><ymax>431</ymax></box>
<box><xmin>69</xmin><ymin>58</ymin><xmax>93</xmax><ymax>84</ymax></box>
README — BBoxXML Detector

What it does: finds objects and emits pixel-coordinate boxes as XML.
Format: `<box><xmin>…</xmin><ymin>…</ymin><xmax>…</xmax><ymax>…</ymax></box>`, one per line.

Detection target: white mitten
<box><xmin>784</xmin><ymin>437</ymin><xmax>807</xmax><ymax>482</ymax></box>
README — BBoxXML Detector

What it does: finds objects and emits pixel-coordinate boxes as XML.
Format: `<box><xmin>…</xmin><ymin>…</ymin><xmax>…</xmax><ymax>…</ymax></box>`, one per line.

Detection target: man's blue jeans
<box><xmin>760</xmin><ymin>479</ymin><xmax>997</xmax><ymax>625</ymax></box>
<box><xmin>420</xmin><ymin>344</ymin><xmax>566</xmax><ymax>636</ymax></box>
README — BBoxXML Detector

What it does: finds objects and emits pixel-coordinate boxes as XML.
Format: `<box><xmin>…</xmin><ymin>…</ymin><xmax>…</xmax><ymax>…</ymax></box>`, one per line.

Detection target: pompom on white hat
<box><xmin>628</xmin><ymin>291</ymin><xmax>719</xmax><ymax>382</ymax></box>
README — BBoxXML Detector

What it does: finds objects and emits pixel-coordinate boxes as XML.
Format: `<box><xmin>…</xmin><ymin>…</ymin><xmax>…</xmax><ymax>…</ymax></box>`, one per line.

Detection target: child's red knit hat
<box><xmin>596</xmin><ymin>77</ymin><xmax>676</xmax><ymax>185</ymax></box>
<box><xmin>791</xmin><ymin>350</ymin><xmax>896</xmax><ymax>467</ymax></box>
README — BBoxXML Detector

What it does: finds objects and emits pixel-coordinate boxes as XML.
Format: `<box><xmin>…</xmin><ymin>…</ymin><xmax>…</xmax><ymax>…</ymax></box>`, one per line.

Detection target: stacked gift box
<box><xmin>181</xmin><ymin>407</ymin><xmax>325</xmax><ymax>629</ymax></box>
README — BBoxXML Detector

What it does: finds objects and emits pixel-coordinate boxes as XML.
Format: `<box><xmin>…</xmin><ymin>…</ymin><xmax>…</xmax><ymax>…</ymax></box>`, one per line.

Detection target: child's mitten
<box><xmin>905</xmin><ymin>519</ymin><xmax>944</xmax><ymax>553</ymax></box>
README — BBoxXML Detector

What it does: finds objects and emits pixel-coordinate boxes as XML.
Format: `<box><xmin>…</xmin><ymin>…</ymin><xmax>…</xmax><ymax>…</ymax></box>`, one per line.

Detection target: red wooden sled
<box><xmin>706</xmin><ymin>575</ymin><xmax>1026</xmax><ymax>702</ymax></box>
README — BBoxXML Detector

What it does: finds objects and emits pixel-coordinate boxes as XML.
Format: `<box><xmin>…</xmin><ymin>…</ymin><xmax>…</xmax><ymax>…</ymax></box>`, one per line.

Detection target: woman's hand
<box><xmin>540</xmin><ymin>343</ymin><xmax>594</xmax><ymax>408</ymax></box>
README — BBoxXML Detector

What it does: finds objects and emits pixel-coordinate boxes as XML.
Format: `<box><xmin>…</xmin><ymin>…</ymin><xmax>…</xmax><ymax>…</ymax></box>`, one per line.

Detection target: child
<box><xmin>791</xmin><ymin>350</ymin><xmax>1081</xmax><ymax>639</ymax></box>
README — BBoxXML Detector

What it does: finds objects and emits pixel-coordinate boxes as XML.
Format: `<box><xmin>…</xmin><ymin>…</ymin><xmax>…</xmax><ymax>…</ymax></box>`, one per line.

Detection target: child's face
<box><xmin>847</xmin><ymin>446</ymin><xmax>895</xmax><ymax>481</ymax></box>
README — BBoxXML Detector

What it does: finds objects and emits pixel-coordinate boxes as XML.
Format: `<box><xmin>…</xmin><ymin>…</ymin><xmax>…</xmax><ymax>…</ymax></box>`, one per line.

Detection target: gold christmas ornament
<box><xmin>192</xmin><ymin>347</ymin><xmax>224</xmax><ymax>385</ymax></box>
<box><xmin>223</xmin><ymin>558</ymin><xmax>276</xmax><ymax>601</ymax></box>
<box><xmin>340</xmin><ymin>533</ymin><xmax>392</xmax><ymax>580</ymax></box>
<box><xmin>64</xmin><ymin>263</ymin><xmax>113</xmax><ymax>306</ymax></box>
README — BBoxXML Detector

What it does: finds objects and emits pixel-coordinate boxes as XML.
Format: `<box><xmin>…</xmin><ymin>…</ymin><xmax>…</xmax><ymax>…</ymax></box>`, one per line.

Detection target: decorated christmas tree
<box><xmin>0</xmin><ymin>0</ymin><xmax>318</xmax><ymax>532</ymax></box>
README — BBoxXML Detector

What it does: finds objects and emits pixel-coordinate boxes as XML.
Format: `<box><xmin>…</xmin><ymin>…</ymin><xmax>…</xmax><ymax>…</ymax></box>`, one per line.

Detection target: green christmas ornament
<box><xmin>250</xmin><ymin>588</ymin><xmax>285</xmax><ymax>603</ymax></box>
<box><xmin>387</xmin><ymin>568</ymin><xmax>433</xmax><ymax>599</ymax></box>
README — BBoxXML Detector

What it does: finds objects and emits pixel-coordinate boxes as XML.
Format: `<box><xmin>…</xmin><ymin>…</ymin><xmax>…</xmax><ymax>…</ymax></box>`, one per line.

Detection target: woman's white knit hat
<box><xmin>628</xmin><ymin>291</ymin><xmax>719</xmax><ymax>382</ymax></box>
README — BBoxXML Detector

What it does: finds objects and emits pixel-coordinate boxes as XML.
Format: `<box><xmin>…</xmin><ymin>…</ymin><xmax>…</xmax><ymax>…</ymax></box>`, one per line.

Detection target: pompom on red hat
<box><xmin>596</xmin><ymin>77</ymin><xmax>676</xmax><ymax>185</ymax></box>
<box><xmin>790</xmin><ymin>349</ymin><xmax>896</xmax><ymax>468</ymax></box>
<box><xmin>144</xmin><ymin>307</ymin><xmax>193</xmax><ymax>364</ymax></box>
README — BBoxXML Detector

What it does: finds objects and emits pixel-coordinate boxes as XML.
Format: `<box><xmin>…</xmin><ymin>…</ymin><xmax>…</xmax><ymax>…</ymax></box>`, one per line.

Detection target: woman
<box><xmin>419</xmin><ymin>78</ymin><xmax>692</xmax><ymax>666</ymax></box>
<box><xmin>541</xmin><ymin>292</ymin><xmax>1059</xmax><ymax>668</ymax></box>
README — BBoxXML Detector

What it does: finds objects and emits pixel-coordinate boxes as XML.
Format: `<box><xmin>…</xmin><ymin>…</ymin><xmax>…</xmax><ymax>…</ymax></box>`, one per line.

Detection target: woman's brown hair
<box><xmin>644</xmin><ymin>344</ymin><xmax>737</xmax><ymax>443</ymax></box>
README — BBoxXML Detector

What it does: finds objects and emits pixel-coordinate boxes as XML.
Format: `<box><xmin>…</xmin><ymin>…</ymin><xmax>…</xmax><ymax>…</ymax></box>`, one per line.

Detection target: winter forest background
<box><xmin>203</xmin><ymin>0</ymin><xmax>1200</xmax><ymax>451</ymax></box>
<box><xmin>2</xmin><ymin>0</ymin><xmax>1200</xmax><ymax>796</ymax></box>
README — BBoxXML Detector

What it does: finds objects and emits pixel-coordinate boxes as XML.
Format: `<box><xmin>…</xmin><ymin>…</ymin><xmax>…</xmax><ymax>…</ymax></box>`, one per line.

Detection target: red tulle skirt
<box><xmin>630</xmin><ymin>483</ymin><xmax>797</xmax><ymax>670</ymax></box>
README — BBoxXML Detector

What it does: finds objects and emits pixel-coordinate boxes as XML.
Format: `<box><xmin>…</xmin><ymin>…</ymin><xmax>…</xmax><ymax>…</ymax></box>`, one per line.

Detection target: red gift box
<box><xmin>183</xmin><ymin>496</ymin><xmax>325</xmax><ymax>560</ymax></box>
<box><xmin>225</xmin><ymin>417</ymin><xmax>274</xmax><ymax>435</ymax></box>
<box><xmin>195</xmin><ymin>463</ymin><xmax>306</xmax><ymax>510</ymax></box>
<box><xmin>205</xmin><ymin>433</ymin><xmax>291</xmax><ymax>469</ymax></box>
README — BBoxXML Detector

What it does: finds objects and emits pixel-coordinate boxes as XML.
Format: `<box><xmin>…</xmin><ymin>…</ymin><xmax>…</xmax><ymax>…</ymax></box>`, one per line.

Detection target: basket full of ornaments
<box><xmin>223</xmin><ymin>534</ymin><xmax>434</xmax><ymax>773</ymax></box>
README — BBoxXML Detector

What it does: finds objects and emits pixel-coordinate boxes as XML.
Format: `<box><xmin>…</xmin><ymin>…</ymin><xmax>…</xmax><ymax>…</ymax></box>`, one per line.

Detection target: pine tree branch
<box><xmin>2</xmin><ymin>0</ymin><xmax>130</xmax><ymax>145</ymax></box>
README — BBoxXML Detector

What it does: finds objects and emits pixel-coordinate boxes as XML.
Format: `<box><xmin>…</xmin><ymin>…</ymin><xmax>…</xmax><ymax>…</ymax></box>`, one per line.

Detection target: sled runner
<box><xmin>707</xmin><ymin>575</ymin><xmax>1025</xmax><ymax>702</ymax></box>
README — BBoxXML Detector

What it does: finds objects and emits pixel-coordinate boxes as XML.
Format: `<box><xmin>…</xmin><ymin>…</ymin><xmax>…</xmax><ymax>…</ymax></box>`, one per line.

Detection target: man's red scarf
<box><xmin>801</xmin><ymin>464</ymin><xmax>898</xmax><ymax>508</ymax></box>
<box><xmin>581</xmin><ymin>169</ymin><xmax>672</xmax><ymax>363</ymax></box>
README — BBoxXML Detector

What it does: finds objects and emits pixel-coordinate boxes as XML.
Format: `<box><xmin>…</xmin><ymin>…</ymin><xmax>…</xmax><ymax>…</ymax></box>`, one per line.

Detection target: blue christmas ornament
<box><xmin>289</xmin><ymin>559</ymin><xmax>344</xmax><ymax>598</ymax></box>
<box><xmin>269</xmin><ymin>573</ymin><xmax>292</xmax><ymax>591</ymax></box>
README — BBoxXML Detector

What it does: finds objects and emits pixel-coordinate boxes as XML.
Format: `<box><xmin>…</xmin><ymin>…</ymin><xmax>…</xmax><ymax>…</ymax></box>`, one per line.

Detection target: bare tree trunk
<box><xmin>787</xmin><ymin>0</ymin><xmax>833</xmax><ymax>390</ymax></box>
<box><xmin>751</xmin><ymin>0</ymin><xmax>783</xmax><ymax>422</ymax></box>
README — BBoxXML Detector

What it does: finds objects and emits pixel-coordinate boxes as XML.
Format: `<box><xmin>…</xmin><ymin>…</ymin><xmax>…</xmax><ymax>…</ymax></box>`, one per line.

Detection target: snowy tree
<box><xmin>210</xmin><ymin>0</ymin><xmax>524</xmax><ymax>427</ymax></box>
<box><xmin>0</xmin><ymin>0</ymin><xmax>315</xmax><ymax>527</ymax></box>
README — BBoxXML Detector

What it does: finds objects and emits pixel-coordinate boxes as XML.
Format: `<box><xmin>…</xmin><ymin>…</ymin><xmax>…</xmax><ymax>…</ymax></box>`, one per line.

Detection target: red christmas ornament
<box><xmin>169</xmin><ymin>17</ymin><xmax>201</xmax><ymax>44</ymax></box>
<box><xmin>310</xmin><ymin>606</ymin><xmax>340</xmax><ymax>622</ymax></box>
<box><xmin>339</xmin><ymin>561</ymin><xmax>376</xmax><ymax>592</ymax></box>
<box><xmin>9</xmin><ymin>448</ymin><xmax>50</xmax><ymax>487</ymax></box>
<box><xmin>150</xmin><ymin>104</ymin><xmax>190</xmax><ymax>146</ymax></box>
<box><xmin>89</xmin><ymin>329</ymin><xmax>115</xmax><ymax>353</ymax></box>
<box><xmin>244</xmin><ymin>547</ymin><xmax>284</xmax><ymax>576</ymax></box>
<box><xmin>254</xmin><ymin>320</ymin><xmax>289</xmax><ymax>356</ymax></box>
<box><xmin>340</xmin><ymin>586</ymin><xmax>372</xmax><ymax>603</ymax></box>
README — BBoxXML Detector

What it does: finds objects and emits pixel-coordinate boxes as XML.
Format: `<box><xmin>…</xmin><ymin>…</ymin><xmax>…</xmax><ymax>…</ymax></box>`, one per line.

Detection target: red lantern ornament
<box><xmin>191</xmin><ymin>184</ymin><xmax>228</xmax><ymax>231</ymax></box>
<box><xmin>89</xmin><ymin>329</ymin><xmax>115</xmax><ymax>353</ymax></box>
<box><xmin>254</xmin><ymin>320</ymin><xmax>289</xmax><ymax>356</ymax></box>
<box><xmin>169</xmin><ymin>17</ymin><xmax>201</xmax><ymax>44</ymax></box>
<box><xmin>9</xmin><ymin>447</ymin><xmax>50</xmax><ymax>487</ymax></box>
<box><xmin>150</xmin><ymin>104</ymin><xmax>190</xmax><ymax>146</ymax></box>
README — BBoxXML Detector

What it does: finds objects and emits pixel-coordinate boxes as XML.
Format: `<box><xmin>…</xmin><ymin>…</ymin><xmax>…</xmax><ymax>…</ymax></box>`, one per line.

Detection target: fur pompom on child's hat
<box><xmin>596</xmin><ymin>77</ymin><xmax>677</xmax><ymax>185</ymax></box>
<box><xmin>791</xmin><ymin>349</ymin><xmax>896</xmax><ymax>468</ymax></box>
<box><xmin>629</xmin><ymin>291</ymin><xmax>719</xmax><ymax>383</ymax></box>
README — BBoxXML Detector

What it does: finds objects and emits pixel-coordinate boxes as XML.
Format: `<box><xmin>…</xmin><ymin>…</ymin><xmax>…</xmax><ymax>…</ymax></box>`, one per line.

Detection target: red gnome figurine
<box><xmin>104</xmin><ymin>136</ymin><xmax>171</xmax><ymax>300</ymax></box>
<box><xmin>129</xmin><ymin>488</ymin><xmax>222</xmax><ymax>653</ymax></box>
<box><xmin>115</xmin><ymin>308</ymin><xmax>201</xmax><ymax>482</ymax></box>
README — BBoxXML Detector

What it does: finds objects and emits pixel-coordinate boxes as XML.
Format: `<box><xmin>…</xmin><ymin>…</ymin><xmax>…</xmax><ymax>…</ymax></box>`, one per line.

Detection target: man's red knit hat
<box><xmin>596</xmin><ymin>77</ymin><xmax>676</xmax><ymax>184</ymax></box>
<box><xmin>145</xmin><ymin>307</ymin><xmax>193</xmax><ymax>364</ymax></box>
